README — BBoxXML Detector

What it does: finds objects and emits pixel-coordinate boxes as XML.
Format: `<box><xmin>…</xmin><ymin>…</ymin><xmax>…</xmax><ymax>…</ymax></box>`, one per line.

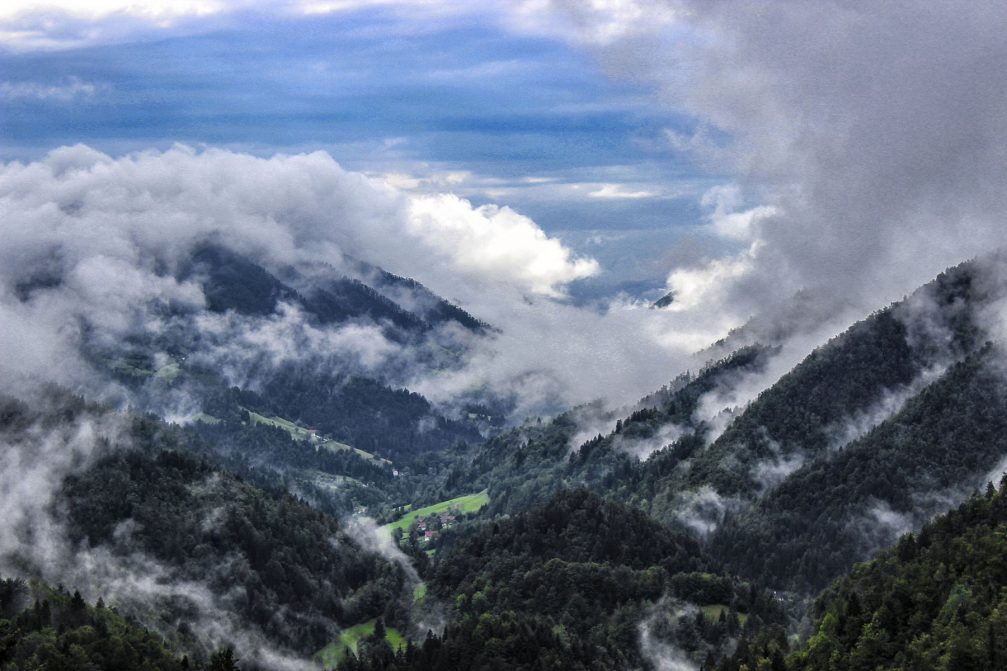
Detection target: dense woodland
<box><xmin>7</xmin><ymin>251</ymin><xmax>1007</xmax><ymax>669</ymax></box>
<box><xmin>342</xmin><ymin>490</ymin><xmax>785</xmax><ymax>671</ymax></box>
<box><xmin>0</xmin><ymin>577</ymin><xmax>191</xmax><ymax>671</ymax></box>
<box><xmin>789</xmin><ymin>477</ymin><xmax>1007</xmax><ymax>670</ymax></box>
<box><xmin>60</xmin><ymin>438</ymin><xmax>409</xmax><ymax>653</ymax></box>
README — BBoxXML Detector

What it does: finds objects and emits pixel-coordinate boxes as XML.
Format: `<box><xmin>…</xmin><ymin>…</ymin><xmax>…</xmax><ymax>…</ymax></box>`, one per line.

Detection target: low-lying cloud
<box><xmin>0</xmin><ymin>145</ymin><xmax>759</xmax><ymax>419</ymax></box>
<box><xmin>539</xmin><ymin>1</ymin><xmax>1007</xmax><ymax>328</ymax></box>
<box><xmin>0</xmin><ymin>400</ymin><xmax>319</xmax><ymax>669</ymax></box>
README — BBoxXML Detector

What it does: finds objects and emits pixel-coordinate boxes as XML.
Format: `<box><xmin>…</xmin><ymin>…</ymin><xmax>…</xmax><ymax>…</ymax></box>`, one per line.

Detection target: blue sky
<box><xmin>0</xmin><ymin>5</ymin><xmax>726</xmax><ymax>298</ymax></box>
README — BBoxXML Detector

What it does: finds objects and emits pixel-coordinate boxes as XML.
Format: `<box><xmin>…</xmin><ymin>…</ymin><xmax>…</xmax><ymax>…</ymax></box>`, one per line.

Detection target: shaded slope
<box><xmin>789</xmin><ymin>480</ymin><xmax>1007</xmax><ymax>671</ymax></box>
<box><xmin>61</xmin><ymin>430</ymin><xmax>406</xmax><ymax>655</ymax></box>
<box><xmin>712</xmin><ymin>345</ymin><xmax>1007</xmax><ymax>592</ymax></box>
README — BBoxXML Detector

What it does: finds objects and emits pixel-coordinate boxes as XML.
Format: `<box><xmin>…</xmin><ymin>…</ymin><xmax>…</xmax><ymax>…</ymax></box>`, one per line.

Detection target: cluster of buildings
<box><xmin>415</xmin><ymin>510</ymin><xmax>458</xmax><ymax>543</ymax></box>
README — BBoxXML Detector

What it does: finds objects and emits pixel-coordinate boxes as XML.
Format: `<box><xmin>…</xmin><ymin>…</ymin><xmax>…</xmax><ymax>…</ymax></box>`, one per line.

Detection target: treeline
<box><xmin>0</xmin><ymin>577</ymin><xmax>189</xmax><ymax>670</ymax></box>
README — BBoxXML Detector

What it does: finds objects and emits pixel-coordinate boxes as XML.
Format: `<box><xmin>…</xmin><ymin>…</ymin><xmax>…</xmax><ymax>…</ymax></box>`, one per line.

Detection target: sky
<box><xmin>0</xmin><ymin>2</ymin><xmax>728</xmax><ymax>297</ymax></box>
<box><xmin>5</xmin><ymin>0</ymin><xmax>1007</xmax><ymax>414</ymax></box>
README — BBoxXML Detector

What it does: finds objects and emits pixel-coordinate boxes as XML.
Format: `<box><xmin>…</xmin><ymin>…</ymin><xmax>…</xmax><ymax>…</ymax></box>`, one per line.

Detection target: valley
<box><xmin>5</xmin><ymin>242</ymin><xmax>1007</xmax><ymax>670</ymax></box>
<box><xmin>3</xmin><ymin>5</ymin><xmax>1007</xmax><ymax>663</ymax></box>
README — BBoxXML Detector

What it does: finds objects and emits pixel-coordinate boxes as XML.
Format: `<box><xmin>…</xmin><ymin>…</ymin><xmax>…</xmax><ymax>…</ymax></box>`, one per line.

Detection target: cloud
<box><xmin>342</xmin><ymin>516</ymin><xmax>420</xmax><ymax>585</ymax></box>
<box><xmin>744</xmin><ymin>432</ymin><xmax>805</xmax><ymax>493</ymax></box>
<box><xmin>0</xmin><ymin>144</ymin><xmax>766</xmax><ymax>419</ymax></box>
<box><xmin>406</xmin><ymin>193</ymin><xmax>598</xmax><ymax>298</ymax></box>
<box><xmin>0</xmin><ymin>1</ymin><xmax>230</xmax><ymax>21</ymax></box>
<box><xmin>824</xmin><ymin>364</ymin><xmax>947</xmax><ymax>452</ymax></box>
<box><xmin>191</xmin><ymin>303</ymin><xmax>401</xmax><ymax>390</ymax></box>
<box><xmin>866</xmin><ymin>501</ymin><xmax>914</xmax><ymax>541</ymax></box>
<box><xmin>672</xmin><ymin>485</ymin><xmax>735</xmax><ymax>538</ymax></box>
<box><xmin>690</xmin><ymin>318</ymin><xmax>856</xmax><ymax>444</ymax></box>
<box><xmin>637</xmin><ymin>598</ymin><xmax>702</xmax><ymax>671</ymax></box>
<box><xmin>534</xmin><ymin>1</ymin><xmax>1007</xmax><ymax>323</ymax></box>
<box><xmin>663</xmin><ymin>243</ymin><xmax>760</xmax><ymax>314</ymax></box>
<box><xmin>0</xmin><ymin>77</ymin><xmax>98</xmax><ymax>101</ymax></box>
<box><xmin>0</xmin><ymin>143</ymin><xmax>593</xmax><ymax>306</ymax></box>
<box><xmin>614</xmin><ymin>422</ymin><xmax>684</xmax><ymax>461</ymax></box>
<box><xmin>699</xmin><ymin>184</ymin><xmax>775</xmax><ymax>242</ymax></box>
<box><xmin>566</xmin><ymin>401</ymin><xmax>620</xmax><ymax>453</ymax></box>
<box><xmin>587</xmin><ymin>183</ymin><xmax>657</xmax><ymax>200</ymax></box>
<box><xmin>507</xmin><ymin>0</ymin><xmax>679</xmax><ymax>47</ymax></box>
<box><xmin>0</xmin><ymin>1</ymin><xmax>495</xmax><ymax>51</ymax></box>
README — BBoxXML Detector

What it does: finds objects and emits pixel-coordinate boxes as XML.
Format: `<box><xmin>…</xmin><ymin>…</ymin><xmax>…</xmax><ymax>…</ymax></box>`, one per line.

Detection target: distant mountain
<box><xmin>69</xmin><ymin>241</ymin><xmax>499</xmax><ymax>515</ymax></box>
<box><xmin>652</xmin><ymin>291</ymin><xmax>675</xmax><ymax>309</ymax></box>
<box><xmin>185</xmin><ymin>242</ymin><xmax>487</xmax><ymax>337</ymax></box>
<box><xmin>698</xmin><ymin>287</ymin><xmax>857</xmax><ymax>363</ymax></box>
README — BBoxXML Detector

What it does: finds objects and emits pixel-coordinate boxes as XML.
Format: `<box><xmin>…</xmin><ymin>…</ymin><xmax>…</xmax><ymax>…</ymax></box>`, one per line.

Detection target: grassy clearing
<box><xmin>381</xmin><ymin>490</ymin><xmax>489</xmax><ymax>534</ymax></box>
<box><xmin>315</xmin><ymin>620</ymin><xmax>406</xmax><ymax>668</ymax></box>
<box><xmin>412</xmin><ymin>582</ymin><xmax>428</xmax><ymax>602</ymax></box>
<box><xmin>701</xmin><ymin>604</ymin><xmax>748</xmax><ymax>625</ymax></box>
<box><xmin>243</xmin><ymin>409</ymin><xmax>389</xmax><ymax>465</ymax></box>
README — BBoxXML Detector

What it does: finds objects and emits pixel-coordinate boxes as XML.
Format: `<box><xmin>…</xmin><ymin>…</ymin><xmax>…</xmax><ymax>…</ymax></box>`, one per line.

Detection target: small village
<box><xmin>413</xmin><ymin>509</ymin><xmax>458</xmax><ymax>544</ymax></box>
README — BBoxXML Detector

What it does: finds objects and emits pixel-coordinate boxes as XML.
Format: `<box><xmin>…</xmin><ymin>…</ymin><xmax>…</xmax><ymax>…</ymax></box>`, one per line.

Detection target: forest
<box><xmin>4</xmin><ymin>251</ymin><xmax>1007</xmax><ymax>670</ymax></box>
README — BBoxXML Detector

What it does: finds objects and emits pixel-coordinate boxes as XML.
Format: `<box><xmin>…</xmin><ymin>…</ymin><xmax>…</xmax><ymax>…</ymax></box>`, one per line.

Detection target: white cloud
<box><xmin>0</xmin><ymin>0</ymin><xmax>679</xmax><ymax>53</ymax></box>
<box><xmin>0</xmin><ymin>144</ymin><xmax>593</xmax><ymax>300</ymax></box>
<box><xmin>0</xmin><ymin>0</ymin><xmax>227</xmax><ymax>22</ymax></box>
<box><xmin>700</xmin><ymin>184</ymin><xmax>776</xmax><ymax>242</ymax></box>
<box><xmin>614</xmin><ymin>421</ymin><xmax>684</xmax><ymax>460</ymax></box>
<box><xmin>587</xmin><ymin>183</ymin><xmax>657</xmax><ymax>199</ymax></box>
<box><xmin>673</xmin><ymin>485</ymin><xmax>735</xmax><ymax>537</ymax></box>
<box><xmin>664</xmin><ymin>241</ymin><xmax>761</xmax><ymax>312</ymax></box>
<box><xmin>548</xmin><ymin>1</ymin><xmax>1007</xmax><ymax>321</ymax></box>
<box><xmin>1</xmin><ymin>77</ymin><xmax>98</xmax><ymax>101</ymax></box>
<box><xmin>0</xmin><ymin>0</ymin><xmax>495</xmax><ymax>50</ymax></box>
<box><xmin>191</xmin><ymin>303</ymin><xmax>400</xmax><ymax>390</ymax></box>
<box><xmin>406</xmin><ymin>194</ymin><xmax>598</xmax><ymax>298</ymax></box>
<box><xmin>508</xmin><ymin>0</ymin><xmax>679</xmax><ymax>47</ymax></box>
<box><xmin>0</xmin><ymin>144</ymin><xmax>752</xmax><ymax>418</ymax></box>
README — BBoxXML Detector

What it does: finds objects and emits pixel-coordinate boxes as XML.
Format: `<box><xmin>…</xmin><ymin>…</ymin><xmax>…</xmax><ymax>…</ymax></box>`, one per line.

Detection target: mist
<box><xmin>0</xmin><ymin>144</ymin><xmax>778</xmax><ymax>424</ymax></box>
<box><xmin>537</xmin><ymin>1</ymin><xmax>1007</xmax><ymax>330</ymax></box>
<box><xmin>0</xmin><ymin>397</ymin><xmax>323</xmax><ymax>669</ymax></box>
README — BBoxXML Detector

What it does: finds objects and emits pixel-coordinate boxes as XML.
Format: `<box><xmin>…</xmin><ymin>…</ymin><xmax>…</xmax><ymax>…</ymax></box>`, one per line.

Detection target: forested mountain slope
<box><xmin>426</xmin><ymin>257</ymin><xmax>1007</xmax><ymax>602</ymax></box>
<box><xmin>66</xmin><ymin>241</ymin><xmax>498</xmax><ymax>517</ymax></box>
<box><xmin>440</xmin><ymin>344</ymin><xmax>778</xmax><ymax>517</ymax></box>
<box><xmin>788</xmin><ymin>478</ymin><xmax>1007</xmax><ymax>671</ymax></box>
<box><xmin>657</xmin><ymin>258</ymin><xmax>990</xmax><ymax>508</ymax></box>
<box><xmin>712</xmin><ymin>345</ymin><xmax>1007</xmax><ymax>593</ymax></box>
<box><xmin>0</xmin><ymin>394</ymin><xmax>414</xmax><ymax>666</ymax></box>
<box><xmin>0</xmin><ymin>577</ymin><xmax>192</xmax><ymax>670</ymax></box>
<box><xmin>8</xmin><ymin>255</ymin><xmax>1007</xmax><ymax>670</ymax></box>
<box><xmin>186</xmin><ymin>243</ymin><xmax>486</xmax><ymax>337</ymax></box>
